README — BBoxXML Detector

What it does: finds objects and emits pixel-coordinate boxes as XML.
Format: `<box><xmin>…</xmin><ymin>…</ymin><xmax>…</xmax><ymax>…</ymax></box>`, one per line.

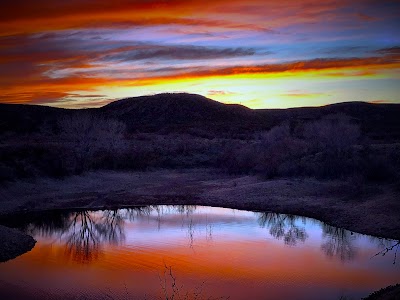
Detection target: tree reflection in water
<box><xmin>64</xmin><ymin>211</ymin><xmax>102</xmax><ymax>263</ymax></box>
<box><xmin>256</xmin><ymin>212</ymin><xmax>400</xmax><ymax>263</ymax></box>
<box><xmin>21</xmin><ymin>208</ymin><xmax>155</xmax><ymax>263</ymax></box>
<box><xmin>175</xmin><ymin>205</ymin><xmax>197</xmax><ymax>216</ymax></box>
<box><xmin>257</xmin><ymin>212</ymin><xmax>308</xmax><ymax>246</ymax></box>
<box><xmin>320</xmin><ymin>223</ymin><xmax>357</xmax><ymax>262</ymax></box>
<box><xmin>10</xmin><ymin>205</ymin><xmax>399</xmax><ymax>265</ymax></box>
<box><xmin>256</xmin><ymin>212</ymin><xmax>358</xmax><ymax>261</ymax></box>
<box><xmin>19</xmin><ymin>206</ymin><xmax>198</xmax><ymax>263</ymax></box>
<box><xmin>372</xmin><ymin>239</ymin><xmax>400</xmax><ymax>264</ymax></box>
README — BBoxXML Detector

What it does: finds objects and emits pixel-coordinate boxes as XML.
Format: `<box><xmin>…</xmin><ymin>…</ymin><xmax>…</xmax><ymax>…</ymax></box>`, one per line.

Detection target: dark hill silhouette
<box><xmin>1</xmin><ymin>93</ymin><xmax>400</xmax><ymax>140</ymax></box>
<box><xmin>98</xmin><ymin>93</ymin><xmax>257</xmax><ymax>133</ymax></box>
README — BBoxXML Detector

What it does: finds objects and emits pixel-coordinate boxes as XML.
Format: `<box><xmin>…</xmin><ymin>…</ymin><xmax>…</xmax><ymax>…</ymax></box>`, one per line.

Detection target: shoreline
<box><xmin>2</xmin><ymin>198</ymin><xmax>399</xmax><ymax>242</ymax></box>
<box><xmin>0</xmin><ymin>168</ymin><xmax>399</xmax><ymax>262</ymax></box>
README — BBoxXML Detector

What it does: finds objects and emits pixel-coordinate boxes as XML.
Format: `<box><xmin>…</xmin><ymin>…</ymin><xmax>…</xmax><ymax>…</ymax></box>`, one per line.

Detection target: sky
<box><xmin>0</xmin><ymin>0</ymin><xmax>399</xmax><ymax>109</ymax></box>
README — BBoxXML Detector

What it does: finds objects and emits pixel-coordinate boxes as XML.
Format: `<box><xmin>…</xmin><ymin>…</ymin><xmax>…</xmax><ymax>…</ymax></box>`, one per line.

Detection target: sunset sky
<box><xmin>0</xmin><ymin>0</ymin><xmax>399</xmax><ymax>108</ymax></box>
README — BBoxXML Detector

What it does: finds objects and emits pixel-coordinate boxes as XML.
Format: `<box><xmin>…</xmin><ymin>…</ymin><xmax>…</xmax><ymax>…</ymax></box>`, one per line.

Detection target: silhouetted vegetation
<box><xmin>1</xmin><ymin>94</ymin><xmax>399</xmax><ymax>184</ymax></box>
<box><xmin>220</xmin><ymin>116</ymin><xmax>399</xmax><ymax>182</ymax></box>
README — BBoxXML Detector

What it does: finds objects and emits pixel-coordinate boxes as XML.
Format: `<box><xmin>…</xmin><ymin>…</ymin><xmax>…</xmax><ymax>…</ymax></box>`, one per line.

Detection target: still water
<box><xmin>0</xmin><ymin>205</ymin><xmax>399</xmax><ymax>300</ymax></box>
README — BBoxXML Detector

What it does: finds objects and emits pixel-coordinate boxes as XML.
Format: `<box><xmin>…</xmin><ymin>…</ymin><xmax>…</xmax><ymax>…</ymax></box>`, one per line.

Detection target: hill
<box><xmin>98</xmin><ymin>93</ymin><xmax>259</xmax><ymax>134</ymax></box>
<box><xmin>1</xmin><ymin>93</ymin><xmax>400</xmax><ymax>141</ymax></box>
<box><xmin>0</xmin><ymin>104</ymin><xmax>69</xmax><ymax>134</ymax></box>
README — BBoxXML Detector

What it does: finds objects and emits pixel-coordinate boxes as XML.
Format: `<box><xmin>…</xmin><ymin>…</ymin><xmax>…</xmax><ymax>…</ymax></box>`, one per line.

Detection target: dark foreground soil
<box><xmin>363</xmin><ymin>284</ymin><xmax>400</xmax><ymax>300</ymax></box>
<box><xmin>0</xmin><ymin>225</ymin><xmax>36</xmax><ymax>263</ymax></box>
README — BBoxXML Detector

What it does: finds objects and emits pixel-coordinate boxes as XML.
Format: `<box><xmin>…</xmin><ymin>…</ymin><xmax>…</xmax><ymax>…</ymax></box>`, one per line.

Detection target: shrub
<box><xmin>303</xmin><ymin>115</ymin><xmax>360</xmax><ymax>154</ymax></box>
<box><xmin>249</xmin><ymin>124</ymin><xmax>307</xmax><ymax>177</ymax></box>
<box><xmin>218</xmin><ymin>141</ymin><xmax>259</xmax><ymax>174</ymax></box>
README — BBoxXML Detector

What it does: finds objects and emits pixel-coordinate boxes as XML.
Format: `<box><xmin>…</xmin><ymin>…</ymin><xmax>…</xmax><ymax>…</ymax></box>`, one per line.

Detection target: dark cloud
<box><xmin>0</xmin><ymin>33</ymin><xmax>256</xmax><ymax>76</ymax></box>
<box><xmin>175</xmin><ymin>55</ymin><xmax>400</xmax><ymax>78</ymax></box>
<box><xmin>319</xmin><ymin>46</ymin><xmax>367</xmax><ymax>55</ymax></box>
<box><xmin>102</xmin><ymin>45</ymin><xmax>255</xmax><ymax>61</ymax></box>
<box><xmin>375</xmin><ymin>46</ymin><xmax>400</xmax><ymax>56</ymax></box>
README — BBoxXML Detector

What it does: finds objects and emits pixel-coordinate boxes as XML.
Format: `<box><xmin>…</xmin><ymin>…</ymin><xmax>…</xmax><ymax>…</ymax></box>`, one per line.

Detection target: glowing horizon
<box><xmin>0</xmin><ymin>0</ymin><xmax>399</xmax><ymax>109</ymax></box>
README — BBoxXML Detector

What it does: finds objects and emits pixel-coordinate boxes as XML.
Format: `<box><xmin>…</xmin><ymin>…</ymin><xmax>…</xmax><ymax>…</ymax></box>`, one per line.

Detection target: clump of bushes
<box><xmin>218</xmin><ymin>115</ymin><xmax>399</xmax><ymax>182</ymax></box>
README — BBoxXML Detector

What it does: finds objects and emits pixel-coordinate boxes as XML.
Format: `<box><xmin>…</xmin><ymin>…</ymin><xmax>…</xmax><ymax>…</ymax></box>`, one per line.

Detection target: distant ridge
<box><xmin>1</xmin><ymin>93</ymin><xmax>400</xmax><ymax>140</ymax></box>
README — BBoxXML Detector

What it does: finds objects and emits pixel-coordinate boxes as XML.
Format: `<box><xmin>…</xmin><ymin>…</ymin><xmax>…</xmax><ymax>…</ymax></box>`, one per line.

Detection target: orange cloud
<box><xmin>0</xmin><ymin>0</ymin><xmax>278</xmax><ymax>36</ymax></box>
<box><xmin>281</xmin><ymin>92</ymin><xmax>326</xmax><ymax>98</ymax></box>
<box><xmin>0</xmin><ymin>0</ymin><xmax>389</xmax><ymax>36</ymax></box>
<box><xmin>0</xmin><ymin>1</ymin><xmax>399</xmax><ymax>107</ymax></box>
<box><xmin>129</xmin><ymin>55</ymin><xmax>400</xmax><ymax>84</ymax></box>
<box><xmin>369</xmin><ymin>100</ymin><xmax>391</xmax><ymax>104</ymax></box>
<box><xmin>207</xmin><ymin>90</ymin><xmax>237</xmax><ymax>96</ymax></box>
<box><xmin>1</xmin><ymin>52</ymin><xmax>399</xmax><ymax>106</ymax></box>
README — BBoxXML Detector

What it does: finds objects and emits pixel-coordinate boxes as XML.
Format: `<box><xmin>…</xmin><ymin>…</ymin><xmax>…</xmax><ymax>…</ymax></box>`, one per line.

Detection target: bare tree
<box><xmin>58</xmin><ymin>113</ymin><xmax>126</xmax><ymax>172</ymax></box>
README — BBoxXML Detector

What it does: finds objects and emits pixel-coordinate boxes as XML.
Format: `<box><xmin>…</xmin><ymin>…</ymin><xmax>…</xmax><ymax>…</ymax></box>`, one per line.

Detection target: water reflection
<box><xmin>257</xmin><ymin>212</ymin><xmax>308</xmax><ymax>246</ymax></box>
<box><xmin>3</xmin><ymin>205</ymin><xmax>399</xmax><ymax>265</ymax></box>
<box><xmin>65</xmin><ymin>212</ymin><xmax>100</xmax><ymax>263</ymax></box>
<box><xmin>175</xmin><ymin>205</ymin><xmax>197</xmax><ymax>216</ymax></box>
<box><xmin>373</xmin><ymin>240</ymin><xmax>400</xmax><ymax>265</ymax></box>
<box><xmin>1</xmin><ymin>205</ymin><xmax>400</xmax><ymax>300</ymax></box>
<box><xmin>63</xmin><ymin>210</ymin><xmax>127</xmax><ymax>263</ymax></box>
<box><xmin>320</xmin><ymin>224</ymin><xmax>356</xmax><ymax>262</ymax></box>
<box><xmin>14</xmin><ymin>208</ymin><xmax>153</xmax><ymax>263</ymax></box>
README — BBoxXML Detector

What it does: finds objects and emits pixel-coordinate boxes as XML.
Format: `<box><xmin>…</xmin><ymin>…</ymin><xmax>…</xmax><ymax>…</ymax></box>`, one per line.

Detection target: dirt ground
<box><xmin>0</xmin><ymin>225</ymin><xmax>35</xmax><ymax>262</ymax></box>
<box><xmin>364</xmin><ymin>284</ymin><xmax>400</xmax><ymax>300</ymax></box>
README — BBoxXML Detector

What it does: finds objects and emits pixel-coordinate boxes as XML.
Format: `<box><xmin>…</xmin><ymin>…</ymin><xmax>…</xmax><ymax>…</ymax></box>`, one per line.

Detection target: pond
<box><xmin>0</xmin><ymin>205</ymin><xmax>399</xmax><ymax>299</ymax></box>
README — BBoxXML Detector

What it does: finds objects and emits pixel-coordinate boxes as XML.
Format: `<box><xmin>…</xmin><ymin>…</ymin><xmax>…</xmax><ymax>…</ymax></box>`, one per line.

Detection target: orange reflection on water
<box><xmin>0</xmin><ymin>206</ymin><xmax>399</xmax><ymax>300</ymax></box>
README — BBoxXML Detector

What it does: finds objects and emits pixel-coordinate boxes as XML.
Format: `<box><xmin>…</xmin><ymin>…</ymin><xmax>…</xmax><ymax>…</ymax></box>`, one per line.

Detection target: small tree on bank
<box><xmin>58</xmin><ymin>113</ymin><xmax>126</xmax><ymax>173</ymax></box>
